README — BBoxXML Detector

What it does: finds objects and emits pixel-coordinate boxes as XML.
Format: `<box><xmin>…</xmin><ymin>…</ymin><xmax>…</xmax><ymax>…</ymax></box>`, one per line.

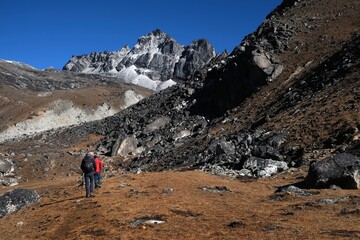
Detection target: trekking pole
<box><xmin>81</xmin><ymin>173</ymin><xmax>84</xmax><ymax>197</ymax></box>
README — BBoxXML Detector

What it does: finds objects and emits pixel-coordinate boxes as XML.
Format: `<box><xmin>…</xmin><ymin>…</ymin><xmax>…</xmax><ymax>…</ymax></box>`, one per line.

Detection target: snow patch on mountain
<box><xmin>0</xmin><ymin>59</ymin><xmax>37</xmax><ymax>70</ymax></box>
<box><xmin>0</xmin><ymin>90</ymin><xmax>144</xmax><ymax>143</ymax></box>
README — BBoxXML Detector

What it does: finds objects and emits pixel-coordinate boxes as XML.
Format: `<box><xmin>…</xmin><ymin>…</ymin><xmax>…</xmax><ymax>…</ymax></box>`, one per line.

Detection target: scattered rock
<box><xmin>305</xmin><ymin>153</ymin><xmax>360</xmax><ymax>189</ymax></box>
<box><xmin>242</xmin><ymin>157</ymin><xmax>288</xmax><ymax>178</ymax></box>
<box><xmin>340</xmin><ymin>208</ymin><xmax>360</xmax><ymax>216</ymax></box>
<box><xmin>316</xmin><ymin>195</ymin><xmax>360</xmax><ymax>204</ymax></box>
<box><xmin>227</xmin><ymin>221</ymin><xmax>246</xmax><ymax>228</ymax></box>
<box><xmin>0</xmin><ymin>177</ymin><xmax>19</xmax><ymax>186</ymax></box>
<box><xmin>170</xmin><ymin>209</ymin><xmax>201</xmax><ymax>218</ymax></box>
<box><xmin>130</xmin><ymin>216</ymin><xmax>166</xmax><ymax>226</ymax></box>
<box><xmin>16</xmin><ymin>221</ymin><xmax>24</xmax><ymax>227</ymax></box>
<box><xmin>161</xmin><ymin>188</ymin><xmax>173</xmax><ymax>195</ymax></box>
<box><xmin>145</xmin><ymin>117</ymin><xmax>170</xmax><ymax>133</ymax></box>
<box><xmin>263</xmin><ymin>224</ymin><xmax>283</xmax><ymax>232</ymax></box>
<box><xmin>329</xmin><ymin>184</ymin><xmax>342</xmax><ymax>190</ymax></box>
<box><xmin>216</xmin><ymin>141</ymin><xmax>236</xmax><ymax>156</ymax></box>
<box><xmin>173</xmin><ymin>130</ymin><xmax>191</xmax><ymax>141</ymax></box>
<box><xmin>112</xmin><ymin>136</ymin><xmax>138</xmax><ymax>157</ymax></box>
<box><xmin>328</xmin><ymin>230</ymin><xmax>360</xmax><ymax>239</ymax></box>
<box><xmin>0</xmin><ymin>159</ymin><xmax>15</xmax><ymax>176</ymax></box>
<box><xmin>200</xmin><ymin>186</ymin><xmax>231</xmax><ymax>193</ymax></box>
<box><xmin>275</xmin><ymin>185</ymin><xmax>317</xmax><ymax>197</ymax></box>
<box><xmin>0</xmin><ymin>189</ymin><xmax>41</xmax><ymax>218</ymax></box>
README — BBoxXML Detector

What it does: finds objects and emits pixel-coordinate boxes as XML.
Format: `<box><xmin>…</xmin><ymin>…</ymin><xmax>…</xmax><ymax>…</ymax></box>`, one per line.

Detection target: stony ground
<box><xmin>0</xmin><ymin>167</ymin><xmax>359</xmax><ymax>240</ymax></box>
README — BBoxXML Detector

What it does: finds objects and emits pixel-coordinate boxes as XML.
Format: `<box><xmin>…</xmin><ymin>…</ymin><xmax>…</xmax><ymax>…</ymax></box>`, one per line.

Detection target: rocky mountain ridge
<box><xmin>63</xmin><ymin>29</ymin><xmax>217</xmax><ymax>91</ymax></box>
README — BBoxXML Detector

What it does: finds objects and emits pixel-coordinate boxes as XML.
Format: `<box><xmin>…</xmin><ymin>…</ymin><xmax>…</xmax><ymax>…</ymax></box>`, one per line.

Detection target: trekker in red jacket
<box><xmin>94</xmin><ymin>154</ymin><xmax>104</xmax><ymax>188</ymax></box>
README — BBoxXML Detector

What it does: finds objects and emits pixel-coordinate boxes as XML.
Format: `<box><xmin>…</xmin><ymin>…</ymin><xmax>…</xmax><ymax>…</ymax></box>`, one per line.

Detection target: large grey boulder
<box><xmin>173</xmin><ymin>130</ymin><xmax>191</xmax><ymax>141</ymax></box>
<box><xmin>0</xmin><ymin>159</ymin><xmax>15</xmax><ymax>176</ymax></box>
<box><xmin>252</xmin><ymin>145</ymin><xmax>284</xmax><ymax>161</ymax></box>
<box><xmin>0</xmin><ymin>177</ymin><xmax>18</xmax><ymax>186</ymax></box>
<box><xmin>112</xmin><ymin>136</ymin><xmax>139</xmax><ymax>157</ymax></box>
<box><xmin>216</xmin><ymin>141</ymin><xmax>236</xmax><ymax>156</ymax></box>
<box><xmin>0</xmin><ymin>189</ymin><xmax>40</xmax><ymax>218</ymax></box>
<box><xmin>306</xmin><ymin>153</ymin><xmax>360</xmax><ymax>189</ymax></box>
<box><xmin>242</xmin><ymin>157</ymin><xmax>288</xmax><ymax>178</ymax></box>
<box><xmin>145</xmin><ymin>116</ymin><xmax>170</xmax><ymax>133</ymax></box>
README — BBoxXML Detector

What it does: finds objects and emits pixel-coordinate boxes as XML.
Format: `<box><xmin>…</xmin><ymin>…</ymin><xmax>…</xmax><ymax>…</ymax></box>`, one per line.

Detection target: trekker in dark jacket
<box><xmin>80</xmin><ymin>151</ymin><xmax>97</xmax><ymax>198</ymax></box>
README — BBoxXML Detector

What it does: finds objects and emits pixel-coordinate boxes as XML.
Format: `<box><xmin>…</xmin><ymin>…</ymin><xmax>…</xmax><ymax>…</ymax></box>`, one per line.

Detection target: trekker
<box><xmin>80</xmin><ymin>151</ymin><xmax>96</xmax><ymax>198</ymax></box>
<box><xmin>94</xmin><ymin>154</ymin><xmax>104</xmax><ymax>188</ymax></box>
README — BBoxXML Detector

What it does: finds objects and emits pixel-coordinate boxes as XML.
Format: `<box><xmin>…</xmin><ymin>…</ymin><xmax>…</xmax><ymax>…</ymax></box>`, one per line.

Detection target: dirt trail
<box><xmin>0</xmin><ymin>169</ymin><xmax>359</xmax><ymax>239</ymax></box>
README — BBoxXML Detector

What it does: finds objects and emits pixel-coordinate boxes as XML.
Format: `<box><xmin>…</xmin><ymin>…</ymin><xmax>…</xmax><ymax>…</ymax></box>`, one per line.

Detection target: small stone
<box><xmin>329</xmin><ymin>185</ymin><xmax>342</xmax><ymax>190</ymax></box>
<box><xmin>162</xmin><ymin>188</ymin><xmax>173</xmax><ymax>194</ymax></box>
<box><xmin>16</xmin><ymin>221</ymin><xmax>24</xmax><ymax>227</ymax></box>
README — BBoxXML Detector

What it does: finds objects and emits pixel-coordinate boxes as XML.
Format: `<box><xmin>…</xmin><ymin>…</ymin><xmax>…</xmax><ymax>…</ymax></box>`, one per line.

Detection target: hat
<box><xmin>87</xmin><ymin>151</ymin><xmax>95</xmax><ymax>156</ymax></box>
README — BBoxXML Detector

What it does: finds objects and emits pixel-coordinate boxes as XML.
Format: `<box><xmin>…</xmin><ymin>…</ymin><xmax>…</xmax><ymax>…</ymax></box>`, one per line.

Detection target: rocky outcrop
<box><xmin>0</xmin><ymin>189</ymin><xmax>40</xmax><ymax>218</ymax></box>
<box><xmin>306</xmin><ymin>153</ymin><xmax>360</xmax><ymax>189</ymax></box>
<box><xmin>0</xmin><ymin>159</ymin><xmax>18</xmax><ymax>186</ymax></box>
<box><xmin>189</xmin><ymin>1</ymin><xmax>302</xmax><ymax>118</ymax></box>
<box><xmin>174</xmin><ymin>39</ymin><xmax>216</xmax><ymax>79</ymax></box>
<box><xmin>196</xmin><ymin>130</ymin><xmax>298</xmax><ymax>178</ymax></box>
<box><xmin>63</xmin><ymin>29</ymin><xmax>215</xmax><ymax>91</ymax></box>
<box><xmin>0</xmin><ymin>159</ymin><xmax>14</xmax><ymax>176</ymax></box>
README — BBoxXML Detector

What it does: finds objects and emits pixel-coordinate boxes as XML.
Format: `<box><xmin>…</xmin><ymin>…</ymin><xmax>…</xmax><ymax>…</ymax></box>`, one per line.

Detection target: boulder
<box><xmin>216</xmin><ymin>141</ymin><xmax>236</xmax><ymax>156</ymax></box>
<box><xmin>145</xmin><ymin>117</ymin><xmax>170</xmax><ymax>132</ymax></box>
<box><xmin>242</xmin><ymin>157</ymin><xmax>288</xmax><ymax>178</ymax></box>
<box><xmin>275</xmin><ymin>185</ymin><xmax>315</xmax><ymax>197</ymax></box>
<box><xmin>268</xmin><ymin>132</ymin><xmax>288</xmax><ymax>147</ymax></box>
<box><xmin>112</xmin><ymin>136</ymin><xmax>139</xmax><ymax>157</ymax></box>
<box><xmin>305</xmin><ymin>153</ymin><xmax>360</xmax><ymax>189</ymax></box>
<box><xmin>0</xmin><ymin>189</ymin><xmax>40</xmax><ymax>218</ymax></box>
<box><xmin>173</xmin><ymin>130</ymin><xmax>191</xmax><ymax>141</ymax></box>
<box><xmin>252</xmin><ymin>145</ymin><xmax>284</xmax><ymax>161</ymax></box>
<box><xmin>0</xmin><ymin>159</ymin><xmax>15</xmax><ymax>176</ymax></box>
<box><xmin>0</xmin><ymin>177</ymin><xmax>18</xmax><ymax>186</ymax></box>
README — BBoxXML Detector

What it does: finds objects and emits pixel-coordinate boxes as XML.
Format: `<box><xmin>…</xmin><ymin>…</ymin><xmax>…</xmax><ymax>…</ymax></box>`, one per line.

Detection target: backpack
<box><xmin>82</xmin><ymin>156</ymin><xmax>94</xmax><ymax>173</ymax></box>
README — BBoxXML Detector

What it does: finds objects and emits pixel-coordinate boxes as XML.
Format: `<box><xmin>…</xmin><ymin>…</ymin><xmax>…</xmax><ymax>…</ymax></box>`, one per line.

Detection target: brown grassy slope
<box><xmin>0</xmin><ymin>84</ymin><xmax>152</xmax><ymax>130</ymax></box>
<box><xmin>0</xmin><ymin>170</ymin><xmax>359</xmax><ymax>240</ymax></box>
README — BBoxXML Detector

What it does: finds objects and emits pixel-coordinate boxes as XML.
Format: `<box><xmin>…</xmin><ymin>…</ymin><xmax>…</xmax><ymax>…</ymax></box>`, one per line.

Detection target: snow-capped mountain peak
<box><xmin>63</xmin><ymin>29</ymin><xmax>215</xmax><ymax>91</ymax></box>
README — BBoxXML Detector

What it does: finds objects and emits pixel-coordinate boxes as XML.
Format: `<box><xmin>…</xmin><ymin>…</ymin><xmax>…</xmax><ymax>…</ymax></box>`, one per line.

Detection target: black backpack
<box><xmin>82</xmin><ymin>156</ymin><xmax>94</xmax><ymax>173</ymax></box>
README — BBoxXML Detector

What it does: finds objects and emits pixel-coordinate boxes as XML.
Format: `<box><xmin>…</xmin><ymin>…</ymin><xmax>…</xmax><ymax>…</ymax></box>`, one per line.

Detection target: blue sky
<box><xmin>0</xmin><ymin>0</ymin><xmax>282</xmax><ymax>70</ymax></box>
